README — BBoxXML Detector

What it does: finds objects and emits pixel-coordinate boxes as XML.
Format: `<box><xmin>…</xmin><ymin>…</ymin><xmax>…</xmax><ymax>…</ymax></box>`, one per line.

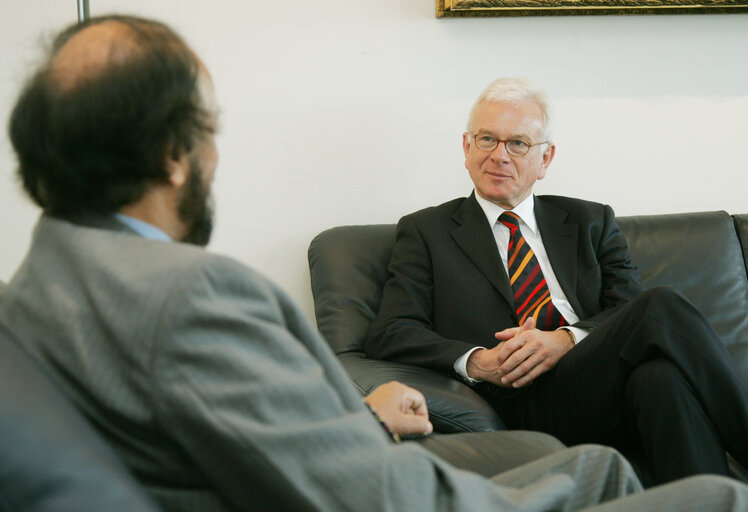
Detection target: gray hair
<box><xmin>466</xmin><ymin>77</ymin><xmax>552</xmax><ymax>142</ymax></box>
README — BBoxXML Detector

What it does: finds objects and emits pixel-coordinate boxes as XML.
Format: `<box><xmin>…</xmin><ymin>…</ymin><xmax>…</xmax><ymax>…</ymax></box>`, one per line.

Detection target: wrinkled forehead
<box><xmin>471</xmin><ymin>100</ymin><xmax>545</xmax><ymax>138</ymax></box>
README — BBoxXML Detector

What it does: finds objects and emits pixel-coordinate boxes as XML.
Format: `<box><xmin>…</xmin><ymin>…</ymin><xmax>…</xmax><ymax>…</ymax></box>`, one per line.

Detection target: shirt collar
<box><xmin>473</xmin><ymin>191</ymin><xmax>538</xmax><ymax>235</ymax></box>
<box><xmin>114</xmin><ymin>213</ymin><xmax>172</xmax><ymax>242</ymax></box>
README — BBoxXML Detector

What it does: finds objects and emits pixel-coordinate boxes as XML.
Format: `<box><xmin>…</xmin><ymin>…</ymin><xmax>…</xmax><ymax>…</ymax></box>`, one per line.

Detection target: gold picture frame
<box><xmin>437</xmin><ymin>0</ymin><xmax>748</xmax><ymax>16</ymax></box>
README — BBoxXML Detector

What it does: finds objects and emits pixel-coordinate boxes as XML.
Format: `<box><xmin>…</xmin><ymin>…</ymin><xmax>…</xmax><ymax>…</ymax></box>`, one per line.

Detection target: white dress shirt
<box><xmin>454</xmin><ymin>192</ymin><xmax>589</xmax><ymax>382</ymax></box>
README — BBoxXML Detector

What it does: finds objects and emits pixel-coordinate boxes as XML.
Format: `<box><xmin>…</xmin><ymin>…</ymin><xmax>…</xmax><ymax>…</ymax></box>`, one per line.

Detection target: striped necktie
<box><xmin>499</xmin><ymin>212</ymin><xmax>567</xmax><ymax>331</ymax></box>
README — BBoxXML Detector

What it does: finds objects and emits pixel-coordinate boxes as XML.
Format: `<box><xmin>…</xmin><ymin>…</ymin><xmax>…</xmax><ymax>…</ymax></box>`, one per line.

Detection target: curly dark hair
<box><xmin>8</xmin><ymin>15</ymin><xmax>215</xmax><ymax>215</ymax></box>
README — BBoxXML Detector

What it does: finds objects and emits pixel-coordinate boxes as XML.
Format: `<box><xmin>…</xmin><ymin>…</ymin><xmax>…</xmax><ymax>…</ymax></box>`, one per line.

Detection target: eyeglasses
<box><xmin>470</xmin><ymin>134</ymin><xmax>549</xmax><ymax>157</ymax></box>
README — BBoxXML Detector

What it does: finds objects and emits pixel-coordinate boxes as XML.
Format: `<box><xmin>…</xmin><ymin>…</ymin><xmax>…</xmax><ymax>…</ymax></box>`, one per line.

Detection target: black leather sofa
<box><xmin>308</xmin><ymin>211</ymin><xmax>748</xmax><ymax>434</ymax></box>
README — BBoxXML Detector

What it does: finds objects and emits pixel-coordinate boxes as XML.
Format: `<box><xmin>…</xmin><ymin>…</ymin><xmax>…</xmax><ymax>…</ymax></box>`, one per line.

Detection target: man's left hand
<box><xmin>493</xmin><ymin>318</ymin><xmax>574</xmax><ymax>388</ymax></box>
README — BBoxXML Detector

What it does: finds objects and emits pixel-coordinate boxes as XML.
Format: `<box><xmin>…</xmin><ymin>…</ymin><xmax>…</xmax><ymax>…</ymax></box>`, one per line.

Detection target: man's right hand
<box><xmin>364</xmin><ymin>381</ymin><xmax>434</xmax><ymax>437</ymax></box>
<box><xmin>466</xmin><ymin>318</ymin><xmax>536</xmax><ymax>387</ymax></box>
<box><xmin>466</xmin><ymin>346</ymin><xmax>513</xmax><ymax>387</ymax></box>
<box><xmin>467</xmin><ymin>317</ymin><xmax>573</xmax><ymax>388</ymax></box>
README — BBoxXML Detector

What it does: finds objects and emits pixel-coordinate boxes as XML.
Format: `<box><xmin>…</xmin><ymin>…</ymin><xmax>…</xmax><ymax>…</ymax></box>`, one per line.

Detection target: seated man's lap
<box><xmin>414</xmin><ymin>430</ymin><xmax>565</xmax><ymax>477</ymax></box>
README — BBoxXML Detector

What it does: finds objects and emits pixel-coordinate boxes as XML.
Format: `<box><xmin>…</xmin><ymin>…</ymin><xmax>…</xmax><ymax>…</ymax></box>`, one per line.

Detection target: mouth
<box><xmin>485</xmin><ymin>170</ymin><xmax>513</xmax><ymax>180</ymax></box>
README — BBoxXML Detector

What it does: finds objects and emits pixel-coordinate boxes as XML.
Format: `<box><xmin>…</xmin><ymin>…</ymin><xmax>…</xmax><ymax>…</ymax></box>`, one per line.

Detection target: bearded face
<box><xmin>177</xmin><ymin>155</ymin><xmax>214</xmax><ymax>247</ymax></box>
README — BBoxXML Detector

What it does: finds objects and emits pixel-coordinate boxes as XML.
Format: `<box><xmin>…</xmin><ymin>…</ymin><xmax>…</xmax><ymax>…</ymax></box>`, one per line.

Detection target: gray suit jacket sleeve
<box><xmin>147</xmin><ymin>256</ymin><xmax>567</xmax><ymax>511</ymax></box>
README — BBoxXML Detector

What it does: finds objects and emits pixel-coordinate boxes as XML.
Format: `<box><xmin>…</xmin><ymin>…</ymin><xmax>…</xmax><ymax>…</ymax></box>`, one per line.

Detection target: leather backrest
<box><xmin>309</xmin><ymin>225</ymin><xmax>395</xmax><ymax>354</ymax></box>
<box><xmin>0</xmin><ymin>325</ymin><xmax>160</xmax><ymax>512</ymax></box>
<box><xmin>617</xmin><ymin>212</ymin><xmax>748</xmax><ymax>363</ymax></box>
<box><xmin>735</xmin><ymin>214</ymin><xmax>748</xmax><ymax>277</ymax></box>
<box><xmin>309</xmin><ymin>212</ymin><xmax>748</xmax><ymax>373</ymax></box>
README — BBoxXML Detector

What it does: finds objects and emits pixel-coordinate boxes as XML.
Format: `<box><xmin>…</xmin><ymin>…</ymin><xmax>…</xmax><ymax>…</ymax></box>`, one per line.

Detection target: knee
<box><xmin>571</xmin><ymin>444</ymin><xmax>629</xmax><ymax>466</ymax></box>
<box><xmin>572</xmin><ymin>444</ymin><xmax>640</xmax><ymax>488</ymax></box>
<box><xmin>521</xmin><ymin>431</ymin><xmax>566</xmax><ymax>452</ymax></box>
<box><xmin>626</xmin><ymin>359</ymin><xmax>691</xmax><ymax>408</ymax></box>
<box><xmin>636</xmin><ymin>286</ymin><xmax>692</xmax><ymax>315</ymax></box>
<box><xmin>638</xmin><ymin>285</ymin><xmax>686</xmax><ymax>307</ymax></box>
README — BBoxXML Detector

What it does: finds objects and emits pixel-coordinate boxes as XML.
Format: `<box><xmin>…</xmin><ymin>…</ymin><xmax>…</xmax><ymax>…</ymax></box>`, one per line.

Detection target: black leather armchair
<box><xmin>309</xmin><ymin>211</ymin><xmax>748</xmax><ymax>434</ymax></box>
<box><xmin>0</xmin><ymin>323</ymin><xmax>161</xmax><ymax>511</ymax></box>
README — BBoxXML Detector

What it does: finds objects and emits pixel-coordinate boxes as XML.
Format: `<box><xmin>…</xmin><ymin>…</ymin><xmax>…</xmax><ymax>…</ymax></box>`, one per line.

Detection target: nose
<box><xmin>490</xmin><ymin>140</ymin><xmax>511</xmax><ymax>162</ymax></box>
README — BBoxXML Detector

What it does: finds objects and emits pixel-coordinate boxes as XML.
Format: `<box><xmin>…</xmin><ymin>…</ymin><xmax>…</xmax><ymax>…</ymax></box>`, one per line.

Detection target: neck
<box><xmin>118</xmin><ymin>185</ymin><xmax>186</xmax><ymax>241</ymax></box>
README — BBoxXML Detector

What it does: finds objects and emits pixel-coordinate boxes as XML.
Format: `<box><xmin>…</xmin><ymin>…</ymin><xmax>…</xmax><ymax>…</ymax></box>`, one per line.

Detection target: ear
<box><xmin>537</xmin><ymin>143</ymin><xmax>556</xmax><ymax>181</ymax></box>
<box><xmin>462</xmin><ymin>132</ymin><xmax>471</xmax><ymax>160</ymax></box>
<box><xmin>165</xmin><ymin>150</ymin><xmax>189</xmax><ymax>189</ymax></box>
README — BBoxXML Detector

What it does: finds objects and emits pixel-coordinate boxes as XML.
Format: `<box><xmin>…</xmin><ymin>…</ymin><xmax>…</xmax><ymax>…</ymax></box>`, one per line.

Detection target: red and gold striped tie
<box><xmin>499</xmin><ymin>212</ymin><xmax>567</xmax><ymax>331</ymax></box>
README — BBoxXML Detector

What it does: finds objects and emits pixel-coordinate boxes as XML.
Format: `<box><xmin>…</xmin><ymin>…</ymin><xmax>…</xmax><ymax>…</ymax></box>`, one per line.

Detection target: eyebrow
<box><xmin>474</xmin><ymin>129</ymin><xmax>531</xmax><ymax>140</ymax></box>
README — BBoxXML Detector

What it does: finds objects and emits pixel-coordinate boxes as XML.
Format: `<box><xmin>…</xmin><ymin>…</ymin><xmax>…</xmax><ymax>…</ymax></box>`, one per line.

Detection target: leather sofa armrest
<box><xmin>338</xmin><ymin>352</ymin><xmax>506</xmax><ymax>433</ymax></box>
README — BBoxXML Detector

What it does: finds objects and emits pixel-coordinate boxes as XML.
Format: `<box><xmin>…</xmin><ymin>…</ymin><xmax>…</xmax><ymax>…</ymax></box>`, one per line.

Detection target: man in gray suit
<box><xmin>2</xmin><ymin>14</ymin><xmax>748</xmax><ymax>512</ymax></box>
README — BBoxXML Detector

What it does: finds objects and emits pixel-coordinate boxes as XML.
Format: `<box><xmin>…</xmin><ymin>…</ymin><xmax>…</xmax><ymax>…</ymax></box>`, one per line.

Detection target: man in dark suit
<box><xmin>366</xmin><ymin>77</ymin><xmax>748</xmax><ymax>486</ymax></box>
<box><xmin>4</xmin><ymin>17</ymin><xmax>748</xmax><ymax>512</ymax></box>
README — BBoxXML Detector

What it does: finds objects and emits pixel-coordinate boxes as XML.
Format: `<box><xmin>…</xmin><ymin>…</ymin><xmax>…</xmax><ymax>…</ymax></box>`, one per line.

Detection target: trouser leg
<box><xmin>491</xmin><ymin>287</ymin><xmax>748</xmax><ymax>482</ymax></box>
<box><xmin>613</xmin><ymin>287</ymin><xmax>748</xmax><ymax>468</ymax></box>
<box><xmin>584</xmin><ymin>475</ymin><xmax>748</xmax><ymax>512</ymax></box>
<box><xmin>489</xmin><ymin>445</ymin><xmax>641</xmax><ymax>512</ymax></box>
<box><xmin>416</xmin><ymin>429</ymin><xmax>566</xmax><ymax>478</ymax></box>
<box><xmin>625</xmin><ymin>358</ymin><xmax>729</xmax><ymax>484</ymax></box>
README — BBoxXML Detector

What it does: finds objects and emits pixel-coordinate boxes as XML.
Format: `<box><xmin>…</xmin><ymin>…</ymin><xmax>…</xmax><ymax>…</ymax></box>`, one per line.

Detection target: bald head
<box><xmin>50</xmin><ymin>21</ymin><xmax>138</xmax><ymax>93</ymax></box>
<box><xmin>9</xmin><ymin>15</ymin><xmax>215</xmax><ymax>215</ymax></box>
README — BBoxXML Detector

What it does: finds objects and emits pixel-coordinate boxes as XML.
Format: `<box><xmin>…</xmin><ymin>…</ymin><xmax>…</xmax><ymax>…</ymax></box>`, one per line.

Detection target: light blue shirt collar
<box><xmin>114</xmin><ymin>213</ymin><xmax>172</xmax><ymax>242</ymax></box>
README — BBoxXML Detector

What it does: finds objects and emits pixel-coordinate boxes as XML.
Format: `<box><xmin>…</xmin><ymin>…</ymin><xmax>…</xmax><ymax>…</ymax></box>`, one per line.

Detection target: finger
<box><xmin>495</xmin><ymin>317</ymin><xmax>535</xmax><ymax>341</ymax></box>
<box><xmin>397</xmin><ymin>414</ymin><xmax>434</xmax><ymax>436</ymax></box>
<box><xmin>495</xmin><ymin>326</ymin><xmax>520</xmax><ymax>340</ymax></box>
<box><xmin>403</xmin><ymin>390</ymin><xmax>429</xmax><ymax>417</ymax></box>
<box><xmin>501</xmin><ymin>351</ymin><xmax>542</xmax><ymax>386</ymax></box>
<box><xmin>511</xmin><ymin>356</ymin><xmax>554</xmax><ymax>388</ymax></box>
<box><xmin>498</xmin><ymin>334</ymin><xmax>540</xmax><ymax>376</ymax></box>
<box><xmin>498</xmin><ymin>344</ymin><xmax>534</xmax><ymax>379</ymax></box>
<box><xmin>519</xmin><ymin>316</ymin><xmax>535</xmax><ymax>332</ymax></box>
<box><xmin>495</xmin><ymin>340</ymin><xmax>521</xmax><ymax>366</ymax></box>
<box><xmin>496</xmin><ymin>329</ymin><xmax>533</xmax><ymax>366</ymax></box>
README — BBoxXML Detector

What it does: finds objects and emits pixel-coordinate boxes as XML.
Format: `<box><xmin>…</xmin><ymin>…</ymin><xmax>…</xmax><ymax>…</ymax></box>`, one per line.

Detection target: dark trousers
<box><xmin>487</xmin><ymin>286</ymin><xmax>748</xmax><ymax>486</ymax></box>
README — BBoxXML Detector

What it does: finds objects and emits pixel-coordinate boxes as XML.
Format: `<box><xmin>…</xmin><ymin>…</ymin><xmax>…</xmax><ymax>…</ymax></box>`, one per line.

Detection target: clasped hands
<box><xmin>466</xmin><ymin>317</ymin><xmax>575</xmax><ymax>389</ymax></box>
<box><xmin>361</xmin><ymin>320</ymin><xmax>575</xmax><ymax>437</ymax></box>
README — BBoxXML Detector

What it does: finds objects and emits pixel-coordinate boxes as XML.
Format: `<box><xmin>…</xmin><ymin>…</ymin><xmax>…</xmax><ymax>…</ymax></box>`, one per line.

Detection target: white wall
<box><xmin>1</xmin><ymin>0</ymin><xmax>746</xmax><ymax>323</ymax></box>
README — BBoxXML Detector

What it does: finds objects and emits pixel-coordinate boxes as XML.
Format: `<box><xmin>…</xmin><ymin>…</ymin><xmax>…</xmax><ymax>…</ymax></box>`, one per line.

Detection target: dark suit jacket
<box><xmin>365</xmin><ymin>193</ymin><xmax>645</xmax><ymax>376</ymax></box>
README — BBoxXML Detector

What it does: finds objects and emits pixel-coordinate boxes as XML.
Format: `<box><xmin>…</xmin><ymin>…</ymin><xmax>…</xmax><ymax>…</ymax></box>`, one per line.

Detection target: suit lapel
<box><xmin>534</xmin><ymin>198</ymin><xmax>583</xmax><ymax>315</ymax></box>
<box><xmin>451</xmin><ymin>193</ymin><xmax>515</xmax><ymax>307</ymax></box>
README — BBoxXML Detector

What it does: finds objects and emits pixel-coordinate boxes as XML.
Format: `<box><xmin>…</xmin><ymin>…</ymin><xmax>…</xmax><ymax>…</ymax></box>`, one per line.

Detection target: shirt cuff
<box><xmin>559</xmin><ymin>326</ymin><xmax>590</xmax><ymax>344</ymax></box>
<box><xmin>454</xmin><ymin>347</ymin><xmax>485</xmax><ymax>384</ymax></box>
<box><xmin>363</xmin><ymin>402</ymin><xmax>401</xmax><ymax>443</ymax></box>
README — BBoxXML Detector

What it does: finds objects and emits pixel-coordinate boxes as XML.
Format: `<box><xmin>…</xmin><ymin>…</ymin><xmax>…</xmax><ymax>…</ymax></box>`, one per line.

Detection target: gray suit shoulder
<box><xmin>163</xmin><ymin>243</ymin><xmax>288</xmax><ymax>305</ymax></box>
<box><xmin>158</xmin><ymin>243</ymin><xmax>313</xmax><ymax>340</ymax></box>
